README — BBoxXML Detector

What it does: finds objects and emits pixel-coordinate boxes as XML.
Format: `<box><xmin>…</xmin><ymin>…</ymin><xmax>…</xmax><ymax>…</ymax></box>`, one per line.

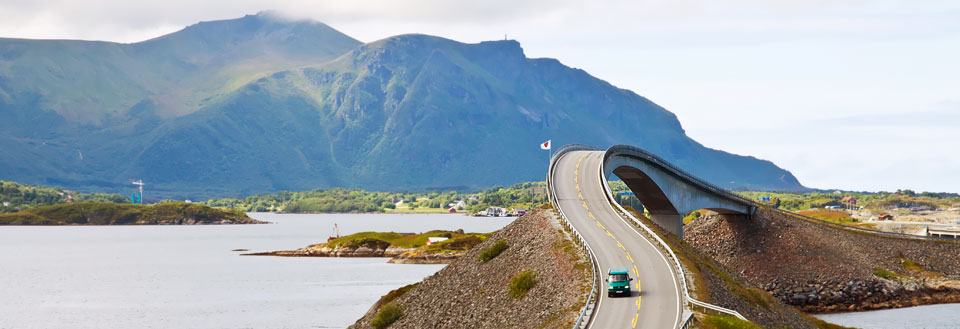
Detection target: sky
<box><xmin>1</xmin><ymin>0</ymin><xmax>958</xmax><ymax>193</ymax></box>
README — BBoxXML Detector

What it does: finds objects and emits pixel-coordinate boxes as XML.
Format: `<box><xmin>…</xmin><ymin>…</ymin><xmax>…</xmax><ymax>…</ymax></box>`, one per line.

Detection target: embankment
<box><xmin>0</xmin><ymin>202</ymin><xmax>263</xmax><ymax>225</ymax></box>
<box><xmin>348</xmin><ymin>208</ymin><xmax>590</xmax><ymax>329</ymax></box>
<box><xmin>624</xmin><ymin>207</ymin><xmax>822</xmax><ymax>329</ymax></box>
<box><xmin>685</xmin><ymin>206</ymin><xmax>960</xmax><ymax>312</ymax></box>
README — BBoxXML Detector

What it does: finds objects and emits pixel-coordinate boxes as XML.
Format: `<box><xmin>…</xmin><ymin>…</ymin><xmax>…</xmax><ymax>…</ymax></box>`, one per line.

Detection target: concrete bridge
<box><xmin>602</xmin><ymin>145</ymin><xmax>757</xmax><ymax>237</ymax></box>
<box><xmin>548</xmin><ymin>144</ymin><xmax>753</xmax><ymax>328</ymax></box>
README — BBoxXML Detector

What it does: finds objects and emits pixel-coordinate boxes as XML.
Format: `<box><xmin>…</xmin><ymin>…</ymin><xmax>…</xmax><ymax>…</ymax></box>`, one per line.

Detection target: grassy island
<box><xmin>0</xmin><ymin>202</ymin><xmax>262</xmax><ymax>225</ymax></box>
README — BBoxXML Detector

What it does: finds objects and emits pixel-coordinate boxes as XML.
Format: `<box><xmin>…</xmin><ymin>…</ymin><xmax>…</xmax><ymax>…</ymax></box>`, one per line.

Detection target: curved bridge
<box><xmin>548</xmin><ymin>144</ymin><xmax>754</xmax><ymax>328</ymax></box>
<box><xmin>603</xmin><ymin>145</ymin><xmax>757</xmax><ymax>237</ymax></box>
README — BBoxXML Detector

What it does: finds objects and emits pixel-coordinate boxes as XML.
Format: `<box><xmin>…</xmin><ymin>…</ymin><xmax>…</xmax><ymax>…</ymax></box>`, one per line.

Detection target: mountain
<box><xmin>0</xmin><ymin>13</ymin><xmax>806</xmax><ymax>199</ymax></box>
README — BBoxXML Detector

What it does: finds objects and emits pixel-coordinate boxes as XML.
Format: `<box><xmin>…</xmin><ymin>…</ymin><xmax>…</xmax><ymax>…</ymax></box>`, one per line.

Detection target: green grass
<box><xmin>809</xmin><ymin>317</ymin><xmax>860</xmax><ymax>329</ymax></box>
<box><xmin>508</xmin><ymin>270</ymin><xmax>537</xmax><ymax>299</ymax></box>
<box><xmin>683</xmin><ymin>211</ymin><xmax>701</xmax><ymax>225</ymax></box>
<box><xmin>900</xmin><ymin>258</ymin><xmax>923</xmax><ymax>272</ymax></box>
<box><xmin>478</xmin><ymin>240</ymin><xmax>509</xmax><ymax>262</ymax></box>
<box><xmin>0</xmin><ymin>202</ymin><xmax>251</xmax><ymax>225</ymax></box>
<box><xmin>379</xmin><ymin>282</ymin><xmax>419</xmax><ymax>307</ymax></box>
<box><xmin>370</xmin><ymin>303</ymin><xmax>402</xmax><ymax>329</ymax></box>
<box><xmin>324</xmin><ymin>230</ymin><xmax>488</xmax><ymax>249</ymax></box>
<box><xmin>873</xmin><ymin>268</ymin><xmax>899</xmax><ymax>280</ymax></box>
<box><xmin>701</xmin><ymin>314</ymin><xmax>763</xmax><ymax>329</ymax></box>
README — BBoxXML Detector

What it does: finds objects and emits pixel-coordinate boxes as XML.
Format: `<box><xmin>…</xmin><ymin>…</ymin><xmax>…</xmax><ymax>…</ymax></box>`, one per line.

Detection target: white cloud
<box><xmin>0</xmin><ymin>0</ymin><xmax>957</xmax><ymax>191</ymax></box>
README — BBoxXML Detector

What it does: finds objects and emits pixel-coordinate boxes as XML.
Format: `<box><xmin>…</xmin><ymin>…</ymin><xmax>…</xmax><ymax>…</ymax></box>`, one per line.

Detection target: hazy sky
<box><xmin>1</xmin><ymin>0</ymin><xmax>958</xmax><ymax>192</ymax></box>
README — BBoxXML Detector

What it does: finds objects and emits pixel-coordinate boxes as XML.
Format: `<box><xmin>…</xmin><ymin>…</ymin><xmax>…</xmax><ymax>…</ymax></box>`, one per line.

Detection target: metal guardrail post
<box><xmin>599</xmin><ymin>147</ymin><xmax>750</xmax><ymax>324</ymax></box>
<box><xmin>547</xmin><ymin>145</ymin><xmax>603</xmax><ymax>329</ymax></box>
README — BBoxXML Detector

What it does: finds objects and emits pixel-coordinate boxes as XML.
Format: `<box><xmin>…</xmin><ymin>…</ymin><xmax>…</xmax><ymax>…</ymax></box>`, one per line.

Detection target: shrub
<box><xmin>508</xmin><ymin>270</ymin><xmax>537</xmax><ymax>299</ymax></box>
<box><xmin>440</xmin><ymin>236</ymin><xmax>484</xmax><ymax>251</ymax></box>
<box><xmin>477</xmin><ymin>240</ymin><xmax>509</xmax><ymax>262</ymax></box>
<box><xmin>370</xmin><ymin>303</ymin><xmax>402</xmax><ymax>329</ymax></box>
<box><xmin>379</xmin><ymin>283</ymin><xmax>418</xmax><ymax>307</ymax></box>
<box><xmin>873</xmin><ymin>268</ymin><xmax>899</xmax><ymax>280</ymax></box>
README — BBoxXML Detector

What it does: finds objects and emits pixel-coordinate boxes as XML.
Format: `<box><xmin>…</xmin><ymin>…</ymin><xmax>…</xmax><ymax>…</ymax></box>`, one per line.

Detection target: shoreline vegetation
<box><xmin>244</xmin><ymin>230</ymin><xmax>491</xmax><ymax>264</ymax></box>
<box><xmin>202</xmin><ymin>182</ymin><xmax>548</xmax><ymax>215</ymax></box>
<box><xmin>0</xmin><ymin>202</ymin><xmax>264</xmax><ymax>225</ymax></box>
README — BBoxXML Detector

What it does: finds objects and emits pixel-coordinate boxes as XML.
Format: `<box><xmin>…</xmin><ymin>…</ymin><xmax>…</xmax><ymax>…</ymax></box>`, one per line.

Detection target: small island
<box><xmin>245</xmin><ymin>230</ymin><xmax>489</xmax><ymax>264</ymax></box>
<box><xmin>0</xmin><ymin>202</ymin><xmax>265</xmax><ymax>225</ymax></box>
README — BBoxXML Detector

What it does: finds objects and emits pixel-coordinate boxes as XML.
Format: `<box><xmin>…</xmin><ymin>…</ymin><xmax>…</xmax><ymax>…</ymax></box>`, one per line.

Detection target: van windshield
<box><xmin>609</xmin><ymin>274</ymin><xmax>629</xmax><ymax>282</ymax></box>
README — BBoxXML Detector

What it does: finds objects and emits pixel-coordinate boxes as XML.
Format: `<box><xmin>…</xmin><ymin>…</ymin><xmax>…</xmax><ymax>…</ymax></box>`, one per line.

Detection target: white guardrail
<box><xmin>547</xmin><ymin>145</ymin><xmax>602</xmax><ymax>329</ymax></box>
<box><xmin>597</xmin><ymin>149</ymin><xmax>749</xmax><ymax>325</ymax></box>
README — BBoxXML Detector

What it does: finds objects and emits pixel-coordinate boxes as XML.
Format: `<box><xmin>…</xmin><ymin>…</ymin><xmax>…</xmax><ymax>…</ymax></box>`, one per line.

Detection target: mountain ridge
<box><xmin>0</xmin><ymin>14</ymin><xmax>807</xmax><ymax>199</ymax></box>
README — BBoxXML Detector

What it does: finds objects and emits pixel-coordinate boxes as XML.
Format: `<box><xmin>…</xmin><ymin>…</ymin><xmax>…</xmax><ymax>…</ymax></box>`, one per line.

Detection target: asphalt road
<box><xmin>552</xmin><ymin>150</ymin><xmax>682</xmax><ymax>329</ymax></box>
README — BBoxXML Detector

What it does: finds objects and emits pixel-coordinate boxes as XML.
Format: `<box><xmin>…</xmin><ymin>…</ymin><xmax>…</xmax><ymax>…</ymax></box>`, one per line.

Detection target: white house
<box><xmin>426</xmin><ymin>237</ymin><xmax>449</xmax><ymax>245</ymax></box>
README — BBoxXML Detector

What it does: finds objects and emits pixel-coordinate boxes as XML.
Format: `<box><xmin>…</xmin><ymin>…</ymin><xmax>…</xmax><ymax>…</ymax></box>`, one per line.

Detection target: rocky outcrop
<box><xmin>348</xmin><ymin>209</ymin><xmax>591</xmax><ymax>329</ymax></box>
<box><xmin>245</xmin><ymin>243</ymin><xmax>411</xmax><ymax>257</ymax></box>
<box><xmin>684</xmin><ymin>206</ymin><xmax>960</xmax><ymax>313</ymax></box>
<box><xmin>387</xmin><ymin>250</ymin><xmax>462</xmax><ymax>264</ymax></box>
<box><xmin>766</xmin><ymin>277</ymin><xmax>960</xmax><ymax>312</ymax></box>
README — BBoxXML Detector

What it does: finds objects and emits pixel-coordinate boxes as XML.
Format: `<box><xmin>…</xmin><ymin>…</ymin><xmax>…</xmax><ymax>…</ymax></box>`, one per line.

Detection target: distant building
<box><xmin>486</xmin><ymin>207</ymin><xmax>507</xmax><ymax>217</ymax></box>
<box><xmin>841</xmin><ymin>196</ymin><xmax>857</xmax><ymax>204</ymax></box>
<box><xmin>185</xmin><ymin>200</ymin><xmax>192</xmax><ymax>203</ymax></box>
<box><xmin>426</xmin><ymin>237</ymin><xmax>449</xmax><ymax>245</ymax></box>
<box><xmin>448</xmin><ymin>207</ymin><xmax>457</xmax><ymax>213</ymax></box>
<box><xmin>878</xmin><ymin>213</ymin><xmax>894</xmax><ymax>221</ymax></box>
<box><xmin>2</xmin><ymin>202</ymin><xmax>9</xmax><ymax>207</ymax></box>
<box><xmin>448</xmin><ymin>200</ymin><xmax>466</xmax><ymax>209</ymax></box>
<box><xmin>513</xmin><ymin>209</ymin><xmax>527</xmax><ymax>216</ymax></box>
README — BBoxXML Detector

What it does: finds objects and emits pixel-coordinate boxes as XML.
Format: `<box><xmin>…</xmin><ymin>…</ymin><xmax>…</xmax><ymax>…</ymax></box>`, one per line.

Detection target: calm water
<box><xmin>0</xmin><ymin>213</ymin><xmax>513</xmax><ymax>329</ymax></box>
<box><xmin>815</xmin><ymin>303</ymin><xmax>960</xmax><ymax>329</ymax></box>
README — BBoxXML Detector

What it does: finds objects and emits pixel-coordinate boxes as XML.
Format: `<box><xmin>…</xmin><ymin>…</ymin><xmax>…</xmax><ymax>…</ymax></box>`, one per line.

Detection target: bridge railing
<box><xmin>547</xmin><ymin>144</ymin><xmax>603</xmax><ymax>329</ymax></box>
<box><xmin>598</xmin><ymin>150</ymin><xmax>750</xmax><ymax>325</ymax></box>
<box><xmin>605</xmin><ymin>145</ymin><xmax>758</xmax><ymax>209</ymax></box>
<box><xmin>604</xmin><ymin>145</ymin><xmax>960</xmax><ymax>242</ymax></box>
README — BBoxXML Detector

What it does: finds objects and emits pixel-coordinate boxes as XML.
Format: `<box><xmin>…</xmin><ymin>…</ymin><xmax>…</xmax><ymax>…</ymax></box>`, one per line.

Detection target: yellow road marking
<box><xmin>576</xmin><ymin>184</ymin><xmax>580</xmax><ymax>191</ymax></box>
<box><xmin>588</xmin><ymin>212</ymin><xmax>595</xmax><ymax>219</ymax></box>
<box><xmin>632</xmin><ymin>313</ymin><xmax>638</xmax><ymax>328</ymax></box>
<box><xmin>626</xmin><ymin>252</ymin><xmax>633</xmax><ymax>263</ymax></box>
<box><xmin>606</xmin><ymin>231</ymin><xmax>614</xmax><ymax>239</ymax></box>
<box><xmin>596</xmin><ymin>222</ymin><xmax>605</xmax><ymax>230</ymax></box>
<box><xmin>578</xmin><ymin>192</ymin><xmax>582</xmax><ymax>200</ymax></box>
<box><xmin>634</xmin><ymin>265</ymin><xmax>639</xmax><ymax>279</ymax></box>
<box><xmin>574</xmin><ymin>176</ymin><xmax>577</xmax><ymax>183</ymax></box>
<box><xmin>617</xmin><ymin>241</ymin><xmax>625</xmax><ymax>250</ymax></box>
<box><xmin>582</xmin><ymin>202</ymin><xmax>588</xmax><ymax>210</ymax></box>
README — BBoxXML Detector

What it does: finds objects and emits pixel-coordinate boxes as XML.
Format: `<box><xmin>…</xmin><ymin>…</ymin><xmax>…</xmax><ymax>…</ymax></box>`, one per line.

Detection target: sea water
<box><xmin>0</xmin><ymin>213</ymin><xmax>513</xmax><ymax>329</ymax></box>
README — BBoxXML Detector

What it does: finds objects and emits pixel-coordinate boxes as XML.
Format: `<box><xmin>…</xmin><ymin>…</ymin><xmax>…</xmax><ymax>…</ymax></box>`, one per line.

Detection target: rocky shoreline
<box><xmin>243</xmin><ymin>242</ymin><xmax>464</xmax><ymax>264</ymax></box>
<box><xmin>348</xmin><ymin>208</ymin><xmax>590</xmax><ymax>329</ymax></box>
<box><xmin>684</xmin><ymin>206</ymin><xmax>960</xmax><ymax>314</ymax></box>
<box><xmin>768</xmin><ymin>277</ymin><xmax>960</xmax><ymax>313</ymax></box>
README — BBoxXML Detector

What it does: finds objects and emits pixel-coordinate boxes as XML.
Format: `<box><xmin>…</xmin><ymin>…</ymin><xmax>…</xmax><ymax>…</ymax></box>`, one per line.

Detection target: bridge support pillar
<box><xmin>650</xmin><ymin>213</ymin><xmax>684</xmax><ymax>238</ymax></box>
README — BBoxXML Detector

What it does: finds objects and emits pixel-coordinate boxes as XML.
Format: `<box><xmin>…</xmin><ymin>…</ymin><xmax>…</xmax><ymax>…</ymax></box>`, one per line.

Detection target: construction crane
<box><xmin>131</xmin><ymin>180</ymin><xmax>145</xmax><ymax>204</ymax></box>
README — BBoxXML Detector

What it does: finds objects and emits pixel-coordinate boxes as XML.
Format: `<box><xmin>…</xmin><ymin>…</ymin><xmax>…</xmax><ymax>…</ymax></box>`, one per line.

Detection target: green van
<box><xmin>606</xmin><ymin>268</ymin><xmax>633</xmax><ymax>297</ymax></box>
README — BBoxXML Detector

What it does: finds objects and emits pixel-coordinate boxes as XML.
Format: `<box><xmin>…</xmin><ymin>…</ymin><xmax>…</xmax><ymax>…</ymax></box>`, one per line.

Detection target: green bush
<box><xmin>508</xmin><ymin>270</ymin><xmax>537</xmax><ymax>299</ymax></box>
<box><xmin>477</xmin><ymin>240</ymin><xmax>509</xmax><ymax>262</ymax></box>
<box><xmin>370</xmin><ymin>303</ymin><xmax>402</xmax><ymax>329</ymax></box>
<box><xmin>873</xmin><ymin>268</ymin><xmax>899</xmax><ymax>280</ymax></box>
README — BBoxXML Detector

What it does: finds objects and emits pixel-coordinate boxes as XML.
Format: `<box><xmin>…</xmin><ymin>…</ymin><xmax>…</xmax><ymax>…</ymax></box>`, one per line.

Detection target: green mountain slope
<box><xmin>0</xmin><ymin>15</ymin><xmax>806</xmax><ymax>199</ymax></box>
